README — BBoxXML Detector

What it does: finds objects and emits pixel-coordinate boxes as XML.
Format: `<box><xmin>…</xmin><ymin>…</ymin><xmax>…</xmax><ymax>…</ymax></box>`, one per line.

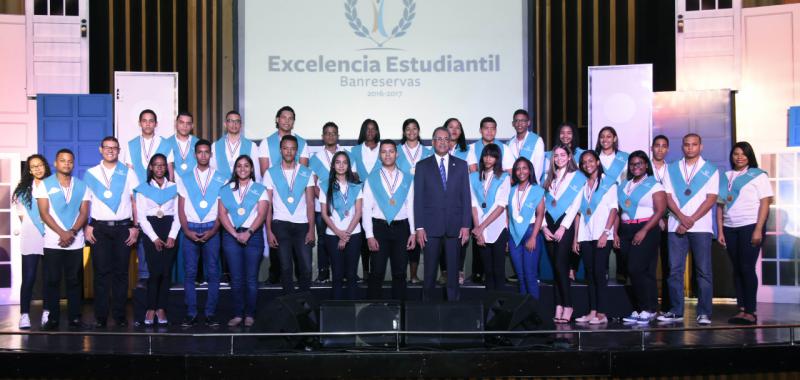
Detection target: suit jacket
<box><xmin>413</xmin><ymin>154</ymin><xmax>471</xmax><ymax>238</ymax></box>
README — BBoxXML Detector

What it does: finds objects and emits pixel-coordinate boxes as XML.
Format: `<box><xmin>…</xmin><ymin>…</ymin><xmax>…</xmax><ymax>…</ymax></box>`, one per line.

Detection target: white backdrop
<box><xmin>114</xmin><ymin>72</ymin><xmax>178</xmax><ymax>146</ymax></box>
<box><xmin>239</xmin><ymin>0</ymin><xmax>528</xmax><ymax>141</ymax></box>
<box><xmin>588</xmin><ymin>64</ymin><xmax>653</xmax><ymax>156</ymax></box>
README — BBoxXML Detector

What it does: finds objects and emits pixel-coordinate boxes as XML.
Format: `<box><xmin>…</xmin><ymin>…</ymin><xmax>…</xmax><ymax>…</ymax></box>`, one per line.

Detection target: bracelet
<box><xmin>247</xmin><ymin>228</ymin><xmax>255</xmax><ymax>234</ymax></box>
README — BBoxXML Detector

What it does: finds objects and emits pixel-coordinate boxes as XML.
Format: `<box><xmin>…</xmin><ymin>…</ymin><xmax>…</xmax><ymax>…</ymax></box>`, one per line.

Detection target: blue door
<box><xmin>37</xmin><ymin>94</ymin><xmax>113</xmax><ymax>179</ymax></box>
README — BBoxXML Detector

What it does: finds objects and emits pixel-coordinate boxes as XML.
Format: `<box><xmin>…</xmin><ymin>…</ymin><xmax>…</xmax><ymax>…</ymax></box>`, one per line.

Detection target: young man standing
<box><xmin>506</xmin><ymin>110</ymin><xmax>545</xmax><ymax>181</ymax></box>
<box><xmin>212</xmin><ymin>110</ymin><xmax>262</xmax><ymax>181</ymax></box>
<box><xmin>258</xmin><ymin>105</ymin><xmax>310</xmax><ymax>174</ymax></box>
<box><xmin>34</xmin><ymin>149</ymin><xmax>90</xmax><ymax>330</ymax></box>
<box><xmin>658</xmin><ymin>133</ymin><xmax>718</xmax><ymax>325</ymax></box>
<box><xmin>165</xmin><ymin>112</ymin><xmax>198</xmax><ymax>180</ymax></box>
<box><xmin>177</xmin><ymin>140</ymin><xmax>228</xmax><ymax>327</ymax></box>
<box><xmin>466</xmin><ymin>117</ymin><xmax>514</xmax><ymax>173</ymax></box>
<box><xmin>650</xmin><ymin>134</ymin><xmax>671</xmax><ymax>312</ymax></box>
<box><xmin>84</xmin><ymin>136</ymin><xmax>141</xmax><ymax>328</ymax></box>
<box><xmin>264</xmin><ymin>135</ymin><xmax>316</xmax><ymax>293</ymax></box>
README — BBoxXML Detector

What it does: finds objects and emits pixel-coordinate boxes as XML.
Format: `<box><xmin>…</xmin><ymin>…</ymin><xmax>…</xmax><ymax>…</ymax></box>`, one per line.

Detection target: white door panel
<box><xmin>676</xmin><ymin>0</ymin><xmax>741</xmax><ymax>90</ymax></box>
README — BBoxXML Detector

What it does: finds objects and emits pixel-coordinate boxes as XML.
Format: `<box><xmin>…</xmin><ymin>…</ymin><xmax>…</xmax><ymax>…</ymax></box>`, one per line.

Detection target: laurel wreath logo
<box><xmin>344</xmin><ymin>0</ymin><xmax>416</xmax><ymax>48</ymax></box>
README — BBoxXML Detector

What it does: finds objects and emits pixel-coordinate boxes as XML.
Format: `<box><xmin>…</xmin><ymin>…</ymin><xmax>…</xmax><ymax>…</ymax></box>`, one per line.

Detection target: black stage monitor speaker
<box><xmin>254</xmin><ymin>292</ymin><xmax>320</xmax><ymax>349</ymax></box>
<box><xmin>482</xmin><ymin>291</ymin><xmax>543</xmax><ymax>346</ymax></box>
<box><xmin>404</xmin><ymin>300</ymin><xmax>484</xmax><ymax>348</ymax></box>
<box><xmin>320</xmin><ymin>300</ymin><xmax>401</xmax><ymax>348</ymax></box>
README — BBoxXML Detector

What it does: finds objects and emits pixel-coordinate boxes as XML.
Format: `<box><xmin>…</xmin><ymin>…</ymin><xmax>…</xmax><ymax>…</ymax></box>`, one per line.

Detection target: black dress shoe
<box><xmin>136</xmin><ymin>278</ymin><xmax>148</xmax><ymax>289</ymax></box>
<box><xmin>114</xmin><ymin>318</ymin><xmax>128</xmax><ymax>328</ymax></box>
<box><xmin>68</xmin><ymin>319</ymin><xmax>85</xmax><ymax>329</ymax></box>
<box><xmin>181</xmin><ymin>315</ymin><xmax>198</xmax><ymax>327</ymax></box>
<box><xmin>317</xmin><ymin>269</ymin><xmax>330</xmax><ymax>283</ymax></box>
<box><xmin>41</xmin><ymin>320</ymin><xmax>60</xmax><ymax>331</ymax></box>
<box><xmin>204</xmin><ymin>315</ymin><xmax>220</xmax><ymax>327</ymax></box>
<box><xmin>95</xmin><ymin>319</ymin><xmax>107</xmax><ymax>328</ymax></box>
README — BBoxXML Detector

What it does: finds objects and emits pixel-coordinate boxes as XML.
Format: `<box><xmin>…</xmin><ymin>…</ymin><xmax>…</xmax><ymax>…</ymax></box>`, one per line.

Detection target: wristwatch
<box><xmin>603</xmin><ymin>229</ymin><xmax>612</xmax><ymax>238</ymax></box>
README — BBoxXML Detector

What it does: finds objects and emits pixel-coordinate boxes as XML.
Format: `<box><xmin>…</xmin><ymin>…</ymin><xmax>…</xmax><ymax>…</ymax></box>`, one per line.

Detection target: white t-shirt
<box><xmin>257</xmin><ymin>132</ymin><xmax>311</xmax><ymax>166</ymax></box>
<box><xmin>85</xmin><ymin>162</ymin><xmax>139</xmax><ymax>221</ymax></box>
<box><xmin>619</xmin><ymin>177</ymin><xmax>666</xmax><ymax>221</ymax></box>
<box><xmin>135</xmin><ymin>179</ymin><xmax>181</xmax><ymax>242</ymax></box>
<box><xmin>722</xmin><ymin>170</ymin><xmax>773</xmax><ymax>228</ymax></box>
<box><xmin>577</xmin><ymin>178</ymin><xmax>618</xmax><ymax>242</ymax></box>
<box><xmin>210</xmin><ymin>136</ymin><xmax>263</xmax><ymax>181</ymax></box>
<box><xmin>318</xmin><ymin>181</ymin><xmax>364</xmax><ymax>236</ymax></box>
<box><xmin>467</xmin><ymin>141</ymin><xmax>514</xmax><ymax>171</ymax></box>
<box><xmin>220</xmin><ymin>181</ymin><xmax>269</xmax><ymax>229</ymax></box>
<box><xmin>470</xmin><ymin>174</ymin><xmax>510</xmax><ymax>243</ymax></box>
<box><xmin>176</xmin><ymin>167</ymin><xmax>223</xmax><ymax>224</ymax></box>
<box><xmin>361</xmin><ymin>167</ymin><xmax>416</xmax><ymax>238</ymax></box>
<box><xmin>546</xmin><ymin>169</ymin><xmax>582</xmax><ymax>229</ymax></box>
<box><xmin>262</xmin><ymin>165</ymin><xmax>314</xmax><ymax>223</ymax></box>
<box><xmin>599</xmin><ymin>151</ymin><xmax>627</xmax><ymax>184</ymax></box>
<box><xmin>13</xmin><ymin>200</ymin><xmax>44</xmax><ymax>255</ymax></box>
<box><xmin>662</xmin><ymin>157</ymin><xmax>719</xmax><ymax>233</ymax></box>
<box><xmin>32</xmin><ymin>179</ymin><xmax>90</xmax><ymax>250</ymax></box>
<box><xmin>506</xmin><ymin>132</ymin><xmax>546</xmax><ymax>181</ymax></box>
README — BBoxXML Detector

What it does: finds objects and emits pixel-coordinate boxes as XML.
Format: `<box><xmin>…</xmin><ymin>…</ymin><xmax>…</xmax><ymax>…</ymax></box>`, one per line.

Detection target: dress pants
<box><xmin>368</xmin><ymin>219</ymin><xmax>410</xmax><ymax>300</ymax></box>
<box><xmin>91</xmin><ymin>223</ymin><xmax>133</xmax><ymax>321</ymax></box>
<box><xmin>620</xmin><ymin>222</ymin><xmax>661</xmax><ymax>312</ymax></box>
<box><xmin>723</xmin><ymin>224</ymin><xmax>762</xmax><ymax>314</ymax></box>
<box><xmin>272</xmin><ymin>220</ymin><xmax>313</xmax><ymax>293</ymax></box>
<box><xmin>43</xmin><ymin>248</ymin><xmax>83</xmax><ymax>322</ymax></box>
<box><xmin>423</xmin><ymin>234</ymin><xmax>461</xmax><ymax>301</ymax></box>
<box><xmin>325</xmin><ymin>233</ymin><xmax>362</xmax><ymax>300</ymax></box>
<box><xmin>579</xmin><ymin>240</ymin><xmax>611</xmax><ymax>313</ymax></box>
<box><xmin>478</xmin><ymin>229</ymin><xmax>509</xmax><ymax>291</ymax></box>
<box><xmin>143</xmin><ymin>216</ymin><xmax>177</xmax><ymax>311</ymax></box>
<box><xmin>545</xmin><ymin>214</ymin><xmax>575</xmax><ymax>307</ymax></box>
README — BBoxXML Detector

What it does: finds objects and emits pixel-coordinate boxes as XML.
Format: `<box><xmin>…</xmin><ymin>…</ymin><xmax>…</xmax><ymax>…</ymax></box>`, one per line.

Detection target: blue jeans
<box><xmin>20</xmin><ymin>255</ymin><xmax>41</xmax><ymax>314</ymax></box>
<box><xmin>667</xmin><ymin>232</ymin><xmax>713</xmax><ymax>316</ymax></box>
<box><xmin>222</xmin><ymin>227</ymin><xmax>264</xmax><ymax>318</ymax></box>
<box><xmin>272</xmin><ymin>220</ymin><xmax>313</xmax><ymax>293</ymax></box>
<box><xmin>182</xmin><ymin>222</ymin><xmax>220</xmax><ymax>317</ymax></box>
<box><xmin>509</xmin><ymin>225</ymin><xmax>542</xmax><ymax>299</ymax></box>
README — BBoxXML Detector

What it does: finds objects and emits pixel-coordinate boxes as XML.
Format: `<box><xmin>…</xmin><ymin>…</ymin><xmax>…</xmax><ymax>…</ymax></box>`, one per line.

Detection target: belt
<box><xmin>622</xmin><ymin>217</ymin><xmax>651</xmax><ymax>224</ymax></box>
<box><xmin>93</xmin><ymin>219</ymin><xmax>133</xmax><ymax>227</ymax></box>
<box><xmin>235</xmin><ymin>227</ymin><xmax>261</xmax><ymax>233</ymax></box>
<box><xmin>372</xmin><ymin>218</ymin><xmax>408</xmax><ymax>227</ymax></box>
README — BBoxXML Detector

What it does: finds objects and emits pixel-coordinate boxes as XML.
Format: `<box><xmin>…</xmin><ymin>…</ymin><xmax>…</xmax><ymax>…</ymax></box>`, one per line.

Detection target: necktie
<box><xmin>439</xmin><ymin>157</ymin><xmax>447</xmax><ymax>190</ymax></box>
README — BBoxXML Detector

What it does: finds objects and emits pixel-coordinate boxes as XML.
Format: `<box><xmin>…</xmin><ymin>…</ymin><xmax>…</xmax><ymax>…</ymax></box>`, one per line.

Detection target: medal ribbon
<box><xmin>237</xmin><ymin>180</ymin><xmax>251</xmax><ymax>204</ymax></box>
<box><xmin>195</xmin><ymin>168</ymin><xmax>213</xmax><ymax>198</ymax></box>
<box><xmin>178</xmin><ymin>137</ymin><xmax>190</xmax><ymax>161</ymax></box>
<box><xmin>283</xmin><ymin>163</ymin><xmax>299</xmax><ymax>195</ymax></box>
<box><xmin>682</xmin><ymin>160</ymin><xmax>700</xmax><ymax>186</ymax></box>
<box><xmin>100</xmin><ymin>165</ymin><xmax>113</xmax><ymax>190</ymax></box>
<box><xmin>141</xmin><ymin>136</ymin><xmax>156</xmax><ymax>164</ymax></box>
<box><xmin>516</xmin><ymin>182</ymin><xmax>531</xmax><ymax>215</ymax></box>
<box><xmin>727</xmin><ymin>169</ymin><xmax>747</xmax><ymax>193</ymax></box>
<box><xmin>380</xmin><ymin>168</ymin><xmax>400</xmax><ymax>199</ymax></box>
<box><xmin>226</xmin><ymin>136</ymin><xmax>241</xmax><ymax>161</ymax></box>
<box><xmin>625</xmin><ymin>174</ymin><xmax>648</xmax><ymax>197</ymax></box>
<box><xmin>62</xmin><ymin>178</ymin><xmax>73</xmax><ymax>203</ymax></box>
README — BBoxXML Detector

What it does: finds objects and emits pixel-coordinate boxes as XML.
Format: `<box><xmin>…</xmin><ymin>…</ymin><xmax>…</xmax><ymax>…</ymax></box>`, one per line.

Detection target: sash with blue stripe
<box><xmin>545</xmin><ymin>171</ymin><xmax>587</xmax><ymax>220</ymax></box>
<box><xmin>166</xmin><ymin>135</ymin><xmax>198</xmax><ymax>178</ymax></box>
<box><xmin>451</xmin><ymin>147</ymin><xmax>469</xmax><ymax>161</ymax></box>
<box><xmin>266</xmin><ymin>131</ymin><xmax>306</xmax><ymax>166</ymax></box>
<box><xmin>718</xmin><ymin>168</ymin><xmax>766</xmax><ymax>209</ymax></box>
<box><xmin>23</xmin><ymin>197</ymin><xmax>45</xmax><ymax>235</ymax></box>
<box><xmin>580</xmin><ymin>176</ymin><xmax>615</xmax><ymax>223</ymax></box>
<box><xmin>268</xmin><ymin>164</ymin><xmax>312</xmax><ymax>214</ymax></box>
<box><xmin>83</xmin><ymin>162</ymin><xmax>129</xmax><ymax>213</ymax></box>
<box><xmin>128</xmin><ymin>136</ymin><xmax>167</xmax><ymax>183</ymax></box>
<box><xmin>330</xmin><ymin>182</ymin><xmax>363</xmax><ymax>220</ymax></box>
<box><xmin>351</xmin><ymin>144</ymin><xmax>380</xmax><ymax>180</ymax></box>
<box><xmin>219</xmin><ymin>182</ymin><xmax>266</xmax><ymax>228</ymax></box>
<box><xmin>617</xmin><ymin>176</ymin><xmax>658</xmax><ymax>218</ymax></box>
<box><xmin>507</xmin><ymin>132</ymin><xmax>541</xmax><ymax>161</ymax></box>
<box><xmin>541</xmin><ymin>148</ymin><xmax>585</xmax><ymax>183</ymax></box>
<box><xmin>214</xmin><ymin>135</ymin><xmax>254</xmax><ymax>179</ymax></box>
<box><xmin>602</xmin><ymin>151</ymin><xmax>629</xmax><ymax>184</ymax></box>
<box><xmin>42</xmin><ymin>175</ymin><xmax>87</xmax><ymax>229</ymax></box>
<box><xmin>508</xmin><ymin>184</ymin><xmax>545</xmax><ymax>245</ymax></box>
<box><xmin>469</xmin><ymin>172</ymin><xmax>508</xmax><ymax>213</ymax></box>
<box><xmin>134</xmin><ymin>181</ymin><xmax>178</xmax><ymax>205</ymax></box>
<box><xmin>471</xmin><ymin>141</ymin><xmax>508</xmax><ymax>163</ymax></box>
<box><xmin>396</xmin><ymin>144</ymin><xmax>432</xmax><ymax>175</ymax></box>
<box><xmin>366</xmin><ymin>170</ymin><xmax>413</xmax><ymax>223</ymax></box>
<box><xmin>667</xmin><ymin>159</ymin><xmax>717</xmax><ymax>207</ymax></box>
<box><xmin>309</xmin><ymin>149</ymin><xmax>350</xmax><ymax>186</ymax></box>
<box><xmin>179</xmin><ymin>169</ymin><xmax>227</xmax><ymax>220</ymax></box>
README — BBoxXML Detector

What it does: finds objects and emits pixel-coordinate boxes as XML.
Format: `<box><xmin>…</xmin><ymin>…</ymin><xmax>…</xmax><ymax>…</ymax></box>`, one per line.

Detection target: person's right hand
<box><xmin>84</xmin><ymin>225</ymin><xmax>96</xmax><ymax>244</ymax></box>
<box><xmin>367</xmin><ymin>237</ymin><xmax>380</xmax><ymax>252</ymax></box>
<box><xmin>416</xmin><ymin>229</ymin><xmax>427</xmax><ymax>249</ymax></box>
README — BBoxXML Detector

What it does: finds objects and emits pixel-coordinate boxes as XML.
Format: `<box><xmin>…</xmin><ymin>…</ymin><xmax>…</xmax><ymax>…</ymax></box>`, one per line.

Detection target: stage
<box><xmin>0</xmin><ymin>282</ymin><xmax>798</xmax><ymax>379</ymax></box>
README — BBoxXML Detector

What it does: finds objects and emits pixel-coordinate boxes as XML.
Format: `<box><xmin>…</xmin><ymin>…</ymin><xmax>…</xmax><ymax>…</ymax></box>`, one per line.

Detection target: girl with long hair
<box><xmin>507</xmin><ymin>157</ymin><xmax>546</xmax><ymax>298</ymax></box>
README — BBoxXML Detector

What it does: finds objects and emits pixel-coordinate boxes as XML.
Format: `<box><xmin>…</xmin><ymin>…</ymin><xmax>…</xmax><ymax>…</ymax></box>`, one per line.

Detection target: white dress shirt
<box><xmin>176</xmin><ymin>167</ymin><xmax>221</xmax><ymax>224</ymax></box>
<box><xmin>547</xmin><ymin>169</ymin><xmax>582</xmax><ymax>229</ymax></box>
<box><xmin>121</xmin><ymin>135</ymin><xmax>165</xmax><ymax>168</ymax></box>
<box><xmin>352</xmin><ymin>143</ymin><xmax>380</xmax><ymax>175</ymax></box>
<box><xmin>507</xmin><ymin>132</ymin><xmax>546</xmax><ymax>181</ymax></box>
<box><xmin>470</xmin><ymin>173</ymin><xmax>510</xmax><ymax>243</ymax></box>
<box><xmin>576</xmin><ymin>177</ymin><xmax>618</xmax><ymax>242</ymax></box>
<box><xmin>262</xmin><ymin>164</ymin><xmax>314</xmax><ymax>223</ymax></box>
<box><xmin>257</xmin><ymin>132</ymin><xmax>311</xmax><ymax>164</ymax></box>
<box><xmin>362</xmin><ymin>167</ymin><xmax>416</xmax><ymax>238</ymax></box>
<box><xmin>220</xmin><ymin>181</ymin><xmax>269</xmax><ymax>229</ymax></box>
<box><xmin>318</xmin><ymin>181</ymin><xmax>364</xmax><ymax>236</ymax></box>
<box><xmin>211</xmin><ymin>135</ymin><xmax>263</xmax><ymax>181</ymax></box>
<box><xmin>135</xmin><ymin>179</ymin><xmax>181</xmax><ymax>242</ymax></box>
<box><xmin>467</xmin><ymin>141</ymin><xmax>514</xmax><ymax>171</ymax></box>
<box><xmin>85</xmin><ymin>162</ymin><xmax>139</xmax><ymax>221</ymax></box>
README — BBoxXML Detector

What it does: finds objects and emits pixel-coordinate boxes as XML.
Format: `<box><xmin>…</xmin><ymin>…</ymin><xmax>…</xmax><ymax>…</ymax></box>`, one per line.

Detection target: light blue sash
<box><xmin>179</xmin><ymin>169</ymin><xmax>227</xmax><ymax>220</ymax></box>
<box><xmin>83</xmin><ymin>162</ymin><xmax>128</xmax><ymax>213</ymax></box>
<box><xmin>396</xmin><ymin>144</ymin><xmax>432</xmax><ymax>175</ymax></box>
<box><xmin>166</xmin><ymin>135</ymin><xmax>198</xmax><ymax>178</ymax></box>
<box><xmin>214</xmin><ymin>135</ymin><xmax>254</xmax><ymax>179</ymax></box>
<box><xmin>718</xmin><ymin>168</ymin><xmax>766</xmax><ymax>209</ymax></box>
<box><xmin>133</xmin><ymin>181</ymin><xmax>178</xmax><ymax>205</ymax></box>
<box><xmin>219</xmin><ymin>182</ymin><xmax>266</xmax><ymax>228</ymax></box>
<box><xmin>542</xmin><ymin>149</ymin><xmax>584</xmax><ymax>183</ymax></box>
<box><xmin>580</xmin><ymin>176</ymin><xmax>614</xmax><ymax>223</ymax></box>
<box><xmin>42</xmin><ymin>175</ymin><xmax>87</xmax><ymax>229</ymax></box>
<box><xmin>23</xmin><ymin>197</ymin><xmax>45</xmax><ymax>235</ymax></box>
<box><xmin>507</xmin><ymin>132</ymin><xmax>541</xmax><ymax>161</ymax></box>
<box><xmin>602</xmin><ymin>151</ymin><xmax>629</xmax><ymax>184</ymax></box>
<box><xmin>507</xmin><ymin>184</ymin><xmax>545</xmax><ymax>245</ymax></box>
<box><xmin>451</xmin><ymin>147</ymin><xmax>469</xmax><ymax>161</ymax></box>
<box><xmin>366</xmin><ymin>170</ymin><xmax>413</xmax><ymax>223</ymax></box>
<box><xmin>351</xmin><ymin>144</ymin><xmax>380</xmax><ymax>180</ymax></box>
<box><xmin>545</xmin><ymin>171</ymin><xmax>587</xmax><ymax>220</ymax></box>
<box><xmin>331</xmin><ymin>182</ymin><xmax>363</xmax><ymax>220</ymax></box>
<box><xmin>128</xmin><ymin>136</ymin><xmax>167</xmax><ymax>183</ymax></box>
<box><xmin>667</xmin><ymin>159</ymin><xmax>717</xmax><ymax>207</ymax></box>
<box><xmin>469</xmin><ymin>172</ymin><xmax>508</xmax><ymax>213</ymax></box>
<box><xmin>617</xmin><ymin>176</ymin><xmax>658</xmax><ymax>218</ymax></box>
<box><xmin>309</xmin><ymin>150</ymin><xmax>351</xmax><ymax>186</ymax></box>
<box><xmin>266</xmin><ymin>131</ymin><xmax>306</xmax><ymax>166</ymax></box>
<box><xmin>268</xmin><ymin>164</ymin><xmax>312</xmax><ymax>214</ymax></box>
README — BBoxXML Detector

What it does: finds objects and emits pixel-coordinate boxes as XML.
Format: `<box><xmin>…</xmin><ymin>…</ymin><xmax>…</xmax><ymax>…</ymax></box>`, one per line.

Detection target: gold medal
<box><xmin>586</xmin><ymin>208</ymin><xmax>592</xmax><ymax>216</ymax></box>
<box><xmin>180</xmin><ymin>163</ymin><xmax>188</xmax><ymax>171</ymax></box>
<box><xmin>155</xmin><ymin>209</ymin><xmax>164</xmax><ymax>218</ymax></box>
<box><xmin>198</xmin><ymin>200</ymin><xmax>208</xmax><ymax>209</ymax></box>
<box><xmin>103</xmin><ymin>190</ymin><xmax>113</xmax><ymax>199</ymax></box>
<box><xmin>389</xmin><ymin>198</ymin><xmax>396</xmax><ymax>206</ymax></box>
<box><xmin>287</xmin><ymin>196</ymin><xmax>295</xmax><ymax>204</ymax></box>
<box><xmin>727</xmin><ymin>195</ymin><xmax>733</xmax><ymax>202</ymax></box>
<box><xmin>237</xmin><ymin>207</ymin><xmax>246</xmax><ymax>216</ymax></box>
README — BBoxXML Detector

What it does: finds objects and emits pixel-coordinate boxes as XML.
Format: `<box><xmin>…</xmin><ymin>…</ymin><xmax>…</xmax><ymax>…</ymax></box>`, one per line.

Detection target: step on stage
<box><xmin>0</xmin><ymin>282</ymin><xmax>798</xmax><ymax>379</ymax></box>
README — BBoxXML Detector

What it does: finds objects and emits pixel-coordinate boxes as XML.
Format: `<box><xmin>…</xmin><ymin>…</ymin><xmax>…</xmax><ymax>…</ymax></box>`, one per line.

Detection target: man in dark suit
<box><xmin>415</xmin><ymin>126</ymin><xmax>471</xmax><ymax>301</ymax></box>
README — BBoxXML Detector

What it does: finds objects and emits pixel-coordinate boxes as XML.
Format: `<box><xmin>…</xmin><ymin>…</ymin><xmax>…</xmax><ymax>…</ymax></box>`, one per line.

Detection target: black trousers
<box><xmin>368</xmin><ymin>219</ymin><xmax>409</xmax><ymax>300</ymax></box>
<box><xmin>723</xmin><ymin>224</ymin><xmax>763</xmax><ymax>314</ymax></box>
<box><xmin>143</xmin><ymin>216</ymin><xmax>177</xmax><ymax>310</ymax></box>
<box><xmin>620</xmin><ymin>221</ymin><xmax>661</xmax><ymax>312</ymax></box>
<box><xmin>478</xmin><ymin>229</ymin><xmax>509</xmax><ymax>291</ymax></box>
<box><xmin>423</xmin><ymin>235</ymin><xmax>461</xmax><ymax>301</ymax></box>
<box><xmin>659</xmin><ymin>228</ymin><xmax>671</xmax><ymax>312</ymax></box>
<box><xmin>90</xmin><ymin>223</ymin><xmax>133</xmax><ymax>321</ymax></box>
<box><xmin>579</xmin><ymin>240</ymin><xmax>611</xmax><ymax>312</ymax></box>
<box><xmin>545</xmin><ymin>214</ymin><xmax>575</xmax><ymax>307</ymax></box>
<box><xmin>43</xmin><ymin>248</ymin><xmax>83</xmax><ymax>322</ymax></box>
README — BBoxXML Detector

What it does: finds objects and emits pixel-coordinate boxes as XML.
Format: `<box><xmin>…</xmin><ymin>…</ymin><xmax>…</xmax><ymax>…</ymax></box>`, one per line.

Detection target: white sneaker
<box><xmin>19</xmin><ymin>314</ymin><xmax>31</xmax><ymax>330</ymax></box>
<box><xmin>636</xmin><ymin>311</ymin><xmax>655</xmax><ymax>324</ymax></box>
<box><xmin>696</xmin><ymin>314</ymin><xmax>712</xmax><ymax>325</ymax></box>
<box><xmin>622</xmin><ymin>311</ymin><xmax>640</xmax><ymax>323</ymax></box>
<box><xmin>575</xmin><ymin>314</ymin><xmax>594</xmax><ymax>323</ymax></box>
<box><xmin>41</xmin><ymin>310</ymin><xmax>49</xmax><ymax>326</ymax></box>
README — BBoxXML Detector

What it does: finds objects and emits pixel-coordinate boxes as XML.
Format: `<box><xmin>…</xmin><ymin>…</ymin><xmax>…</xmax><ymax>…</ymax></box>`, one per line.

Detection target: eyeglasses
<box><xmin>101</xmin><ymin>146</ymin><xmax>120</xmax><ymax>151</ymax></box>
<box><xmin>628</xmin><ymin>161</ymin><xmax>646</xmax><ymax>167</ymax></box>
<box><xmin>226</xmin><ymin>119</ymin><xmax>242</xmax><ymax>124</ymax></box>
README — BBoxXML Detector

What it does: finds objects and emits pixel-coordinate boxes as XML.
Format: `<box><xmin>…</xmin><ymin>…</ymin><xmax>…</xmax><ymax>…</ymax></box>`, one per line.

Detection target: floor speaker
<box><xmin>482</xmin><ymin>291</ymin><xmax>543</xmax><ymax>346</ymax></box>
<box><xmin>254</xmin><ymin>292</ymin><xmax>320</xmax><ymax>348</ymax></box>
<box><xmin>319</xmin><ymin>300</ymin><xmax>401</xmax><ymax>348</ymax></box>
<box><xmin>404</xmin><ymin>300</ymin><xmax>484</xmax><ymax>348</ymax></box>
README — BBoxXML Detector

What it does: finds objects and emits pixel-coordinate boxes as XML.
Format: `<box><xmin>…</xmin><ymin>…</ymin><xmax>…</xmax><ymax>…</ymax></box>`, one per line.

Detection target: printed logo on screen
<box><xmin>344</xmin><ymin>0</ymin><xmax>415</xmax><ymax>49</ymax></box>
